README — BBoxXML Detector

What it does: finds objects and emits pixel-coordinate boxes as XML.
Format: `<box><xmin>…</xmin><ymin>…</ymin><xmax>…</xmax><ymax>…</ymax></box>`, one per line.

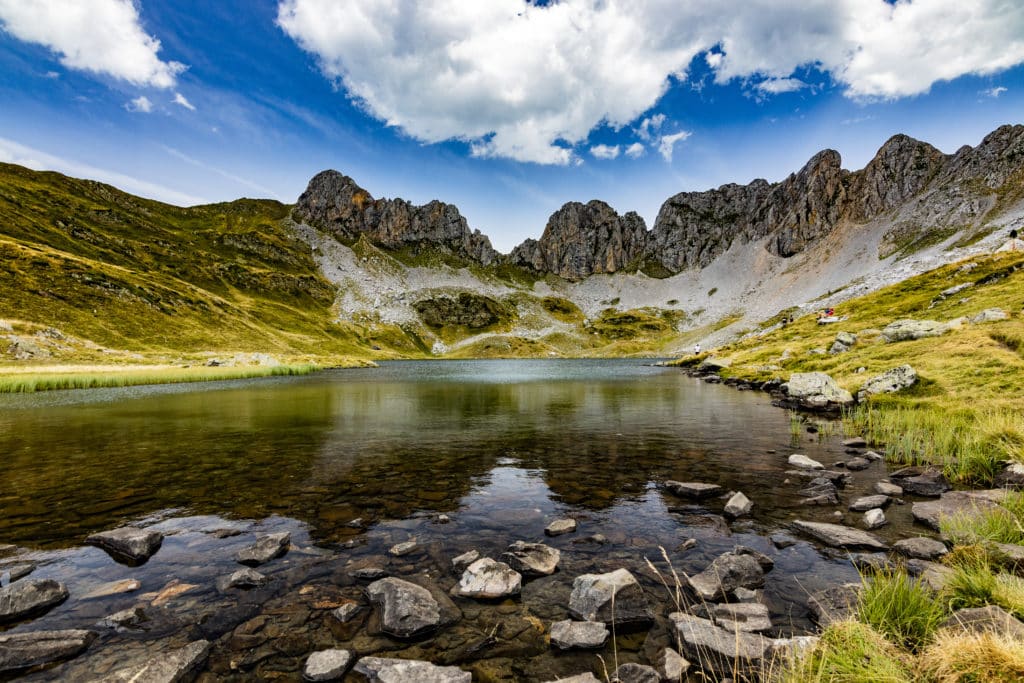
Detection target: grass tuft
<box><xmin>920</xmin><ymin>628</ymin><xmax>1024</xmax><ymax>682</ymax></box>
<box><xmin>857</xmin><ymin>570</ymin><xmax>947</xmax><ymax>651</ymax></box>
<box><xmin>774</xmin><ymin>620</ymin><xmax>914</xmax><ymax>683</ymax></box>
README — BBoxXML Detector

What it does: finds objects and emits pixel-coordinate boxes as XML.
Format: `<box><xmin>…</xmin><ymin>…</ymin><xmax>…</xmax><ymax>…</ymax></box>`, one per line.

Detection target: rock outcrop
<box><xmin>293</xmin><ymin>170</ymin><xmax>498</xmax><ymax>265</ymax></box>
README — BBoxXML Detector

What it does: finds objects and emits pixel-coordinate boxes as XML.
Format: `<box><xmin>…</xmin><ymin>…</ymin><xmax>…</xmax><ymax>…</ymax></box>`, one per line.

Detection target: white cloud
<box><xmin>982</xmin><ymin>86</ymin><xmax>1008</xmax><ymax>98</ymax></box>
<box><xmin>0</xmin><ymin>0</ymin><xmax>184</xmax><ymax>88</ymax></box>
<box><xmin>0</xmin><ymin>136</ymin><xmax>206</xmax><ymax>206</ymax></box>
<box><xmin>658</xmin><ymin>131</ymin><xmax>692</xmax><ymax>163</ymax></box>
<box><xmin>590</xmin><ymin>144</ymin><xmax>620</xmax><ymax>160</ymax></box>
<box><xmin>635</xmin><ymin>114</ymin><xmax>666</xmax><ymax>141</ymax></box>
<box><xmin>125</xmin><ymin>95</ymin><xmax>153</xmax><ymax>113</ymax></box>
<box><xmin>625</xmin><ymin>142</ymin><xmax>645</xmax><ymax>159</ymax></box>
<box><xmin>277</xmin><ymin>0</ymin><xmax>1024</xmax><ymax>164</ymax></box>
<box><xmin>173</xmin><ymin>92</ymin><xmax>196</xmax><ymax>111</ymax></box>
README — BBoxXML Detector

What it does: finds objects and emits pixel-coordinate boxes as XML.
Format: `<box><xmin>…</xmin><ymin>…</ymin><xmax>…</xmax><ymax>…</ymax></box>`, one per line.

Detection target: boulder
<box><xmin>782</xmin><ymin>372</ymin><xmax>854</xmax><ymax>411</ymax></box>
<box><xmin>788</xmin><ymin>454</ymin><xmax>824</xmax><ymax>470</ymax></box>
<box><xmin>656</xmin><ymin>647</ymin><xmax>690</xmax><ymax>680</ymax></box>
<box><xmin>664</xmin><ymin>481</ymin><xmax>722</xmax><ymax>499</ymax></box>
<box><xmin>688</xmin><ymin>552</ymin><xmax>766</xmax><ymax>601</ymax></box>
<box><xmin>549</xmin><ymin>619</ymin><xmax>608</xmax><ymax>649</ymax></box>
<box><xmin>858</xmin><ymin>365</ymin><xmax>918</xmax><ymax>401</ymax></box>
<box><xmin>970</xmin><ymin>308</ymin><xmax>1009</xmax><ymax>323</ymax></box>
<box><xmin>882</xmin><ymin>319</ymin><xmax>949</xmax><ymax>342</ymax></box>
<box><xmin>0</xmin><ymin>630</ymin><xmax>96</xmax><ymax>675</ymax></box>
<box><xmin>102</xmin><ymin>639</ymin><xmax>211</xmax><ymax>682</ymax></box>
<box><xmin>807</xmin><ymin>583</ymin><xmax>860</xmax><ymax>626</ymax></box>
<box><xmin>303</xmin><ymin>649</ymin><xmax>353</xmax><ymax>682</ymax></box>
<box><xmin>892</xmin><ymin>468</ymin><xmax>950</xmax><ymax>497</ymax></box>
<box><xmin>724</xmin><ymin>491</ymin><xmax>753</xmax><ymax>519</ymax></box>
<box><xmin>85</xmin><ymin>526</ymin><xmax>163</xmax><ymax>565</ymax></box>
<box><xmin>568</xmin><ymin>568</ymin><xmax>652</xmax><ymax>626</ymax></box>
<box><xmin>940</xmin><ymin>605</ymin><xmax>1024</xmax><ymax>639</ymax></box>
<box><xmin>613</xmin><ymin>663</ymin><xmax>660</xmax><ymax>683</ymax></box>
<box><xmin>365</xmin><ymin>578</ymin><xmax>449</xmax><ymax>638</ymax></box>
<box><xmin>455</xmin><ymin>558</ymin><xmax>521</xmax><ymax>599</ymax></box>
<box><xmin>791</xmin><ymin>520</ymin><xmax>887</xmax><ymax>550</ymax></box>
<box><xmin>893</xmin><ymin>537</ymin><xmax>947</xmax><ymax>560</ymax></box>
<box><xmin>0</xmin><ymin>578</ymin><xmax>69</xmax><ymax>623</ymax></box>
<box><xmin>849</xmin><ymin>495</ymin><xmax>890</xmax><ymax>512</ymax></box>
<box><xmin>710</xmin><ymin>602</ymin><xmax>772</xmax><ymax>633</ymax></box>
<box><xmin>236</xmin><ymin>532</ymin><xmax>290</xmax><ymax>566</ymax></box>
<box><xmin>354</xmin><ymin>657</ymin><xmax>471</xmax><ymax>683</ymax></box>
<box><xmin>910</xmin><ymin>489</ymin><xmax>1006</xmax><ymax>530</ymax></box>
<box><xmin>829</xmin><ymin>332</ymin><xmax>856</xmax><ymax>355</ymax></box>
<box><xmin>863</xmin><ymin>509</ymin><xmax>887</xmax><ymax>530</ymax></box>
<box><xmin>545</xmin><ymin>518</ymin><xmax>577</xmax><ymax>536</ymax></box>
<box><xmin>501</xmin><ymin>541</ymin><xmax>560</xmax><ymax>577</ymax></box>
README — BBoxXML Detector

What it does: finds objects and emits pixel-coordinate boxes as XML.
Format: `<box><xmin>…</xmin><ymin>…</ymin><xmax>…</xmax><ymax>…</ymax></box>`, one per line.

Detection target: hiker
<box><xmin>694</xmin><ymin>343</ymin><xmax>701</xmax><ymax>355</ymax></box>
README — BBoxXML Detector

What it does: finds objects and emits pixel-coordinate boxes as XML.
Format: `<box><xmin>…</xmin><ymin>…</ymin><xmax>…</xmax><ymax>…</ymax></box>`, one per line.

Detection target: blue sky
<box><xmin>1</xmin><ymin>0</ymin><xmax>1023</xmax><ymax>252</ymax></box>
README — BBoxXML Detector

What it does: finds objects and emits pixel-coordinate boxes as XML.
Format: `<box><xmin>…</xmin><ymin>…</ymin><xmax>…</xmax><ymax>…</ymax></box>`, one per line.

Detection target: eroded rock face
<box><xmin>510</xmin><ymin>200</ymin><xmax>647</xmax><ymax>280</ymax></box>
<box><xmin>294</xmin><ymin>170</ymin><xmax>498</xmax><ymax>265</ymax></box>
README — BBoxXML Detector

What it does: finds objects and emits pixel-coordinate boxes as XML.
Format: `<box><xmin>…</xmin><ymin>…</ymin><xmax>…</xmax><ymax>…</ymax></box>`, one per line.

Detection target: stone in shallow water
<box><xmin>568</xmin><ymin>568</ymin><xmax>652</xmax><ymax>626</ymax></box>
<box><xmin>849</xmin><ymin>494</ymin><xmax>890</xmax><ymax>512</ymax></box>
<box><xmin>455</xmin><ymin>558</ymin><xmax>521</xmax><ymax>599</ymax></box>
<box><xmin>2</xmin><ymin>563</ymin><xmax>35</xmax><ymax>583</ymax></box>
<box><xmin>688</xmin><ymin>552</ymin><xmax>766</xmax><ymax>601</ymax></box>
<box><xmin>613</xmin><ymin>662</ymin><xmax>660</xmax><ymax>683</ymax></box>
<box><xmin>103</xmin><ymin>640</ymin><xmax>211</xmax><ymax>682</ymax></box>
<box><xmin>874</xmin><ymin>481</ymin><xmax>903</xmax><ymax>496</ymax></box>
<box><xmin>354</xmin><ymin>657</ymin><xmax>471</xmax><ymax>683</ymax></box>
<box><xmin>670</xmin><ymin>613</ymin><xmax>772</xmax><ymax>669</ymax></box>
<box><xmin>332</xmin><ymin>602</ymin><xmax>361</xmax><ymax>623</ymax></box>
<box><xmin>502</xmin><ymin>541</ymin><xmax>560</xmax><ymax>577</ymax></box>
<box><xmin>724</xmin><ymin>491</ymin><xmax>753</xmax><ymax>519</ymax></box>
<box><xmin>845</xmin><ymin>457</ymin><xmax>871</xmax><ymax>471</ymax></box>
<box><xmin>664</xmin><ymin>481</ymin><xmax>722</xmax><ymax>499</ymax></box>
<box><xmin>451</xmin><ymin>549</ymin><xmax>479</xmax><ymax>570</ymax></box>
<box><xmin>0</xmin><ymin>629</ymin><xmax>96</xmax><ymax>675</ymax></box>
<box><xmin>863</xmin><ymin>509</ymin><xmax>887</xmax><ymax>530</ymax></box>
<box><xmin>81</xmin><ymin>578</ymin><xmax>141</xmax><ymax>600</ymax></box>
<box><xmin>0</xmin><ymin>578</ymin><xmax>68</xmax><ymax>623</ymax></box>
<box><xmin>911</xmin><ymin>490</ymin><xmax>1005</xmax><ymax>530</ymax></box>
<box><xmin>892</xmin><ymin>468</ymin><xmax>950</xmax><ymax>497</ymax></box>
<box><xmin>365</xmin><ymin>577</ymin><xmax>456</xmax><ymax>638</ymax></box>
<box><xmin>808</xmin><ymin>583</ymin><xmax>860</xmax><ymax>626</ymax></box>
<box><xmin>842</xmin><ymin>437</ymin><xmax>868</xmax><ymax>448</ymax></box>
<box><xmin>549</xmin><ymin>619</ymin><xmax>608</xmax><ymax>649</ymax></box>
<box><xmin>545</xmin><ymin>518</ymin><xmax>577</xmax><ymax>536</ymax></box>
<box><xmin>711</xmin><ymin>602</ymin><xmax>772</xmax><ymax>633</ymax></box>
<box><xmin>791</xmin><ymin>520</ymin><xmax>887</xmax><ymax>550</ymax></box>
<box><xmin>788</xmin><ymin>454</ymin><xmax>824</xmax><ymax>470</ymax></box>
<box><xmin>389</xmin><ymin>540</ymin><xmax>418</xmax><ymax>557</ymax></box>
<box><xmin>893</xmin><ymin>537</ymin><xmax>947</xmax><ymax>560</ymax></box>
<box><xmin>96</xmin><ymin>606</ymin><xmax>148</xmax><ymax>630</ymax></box>
<box><xmin>236</xmin><ymin>532</ymin><xmax>290</xmax><ymax>566</ymax></box>
<box><xmin>218</xmin><ymin>568</ymin><xmax>267</xmax><ymax>590</ymax></box>
<box><xmin>303</xmin><ymin>648</ymin><xmax>353</xmax><ymax>681</ymax></box>
<box><xmin>85</xmin><ymin>526</ymin><xmax>163</xmax><ymax>565</ymax></box>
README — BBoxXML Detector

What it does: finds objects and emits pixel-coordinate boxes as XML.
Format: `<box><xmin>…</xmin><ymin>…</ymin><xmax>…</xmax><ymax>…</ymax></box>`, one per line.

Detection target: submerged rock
<box><xmin>0</xmin><ymin>578</ymin><xmax>69</xmax><ymax>623</ymax></box>
<box><xmin>545</xmin><ymin>518</ymin><xmax>577</xmax><ymax>536</ymax></box>
<box><xmin>0</xmin><ymin>630</ymin><xmax>96</xmax><ymax>675</ymax></box>
<box><xmin>501</xmin><ymin>541</ymin><xmax>560</xmax><ymax>577</ymax></box>
<box><xmin>102</xmin><ymin>639</ymin><xmax>211</xmax><ymax>682</ymax></box>
<box><xmin>791</xmin><ymin>520</ymin><xmax>887</xmax><ymax>550</ymax></box>
<box><xmin>236</xmin><ymin>532</ymin><xmax>290</xmax><ymax>566</ymax></box>
<box><xmin>849</xmin><ymin>495</ymin><xmax>890</xmax><ymax>512</ymax></box>
<box><xmin>85</xmin><ymin>526</ymin><xmax>163</xmax><ymax>565</ymax></box>
<box><xmin>455</xmin><ymin>558</ymin><xmax>521</xmax><ymax>599</ymax></box>
<box><xmin>366</xmin><ymin>577</ymin><xmax>449</xmax><ymax>639</ymax></box>
<box><xmin>844</xmin><ymin>457</ymin><xmax>871</xmax><ymax>471</ymax></box>
<box><xmin>568</xmin><ymin>568</ymin><xmax>652</xmax><ymax>626</ymax></box>
<box><xmin>81</xmin><ymin>578</ymin><xmax>141</xmax><ymax>600</ymax></box>
<box><xmin>664</xmin><ymin>481</ymin><xmax>722</xmax><ymax>499</ymax></box>
<box><xmin>389</xmin><ymin>540</ymin><xmax>419</xmax><ymax>557</ymax></box>
<box><xmin>788</xmin><ymin>454</ymin><xmax>824</xmax><ymax>470</ymax></box>
<box><xmin>549</xmin><ymin>619</ymin><xmax>609</xmax><ymax>649</ymax></box>
<box><xmin>354</xmin><ymin>657</ymin><xmax>471</xmax><ymax>683</ymax></box>
<box><xmin>303</xmin><ymin>649</ymin><xmax>353</xmax><ymax>681</ymax></box>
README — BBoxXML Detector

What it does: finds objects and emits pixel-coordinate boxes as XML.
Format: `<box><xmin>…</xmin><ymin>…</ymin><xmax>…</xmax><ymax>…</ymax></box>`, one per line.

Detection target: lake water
<box><xmin>0</xmin><ymin>360</ymin><xmax>921</xmax><ymax>681</ymax></box>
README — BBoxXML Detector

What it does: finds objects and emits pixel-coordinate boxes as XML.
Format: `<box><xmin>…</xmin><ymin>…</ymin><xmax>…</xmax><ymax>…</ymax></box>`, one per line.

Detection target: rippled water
<box><xmin>0</xmin><ymin>360</ymin><xmax>922</xmax><ymax>681</ymax></box>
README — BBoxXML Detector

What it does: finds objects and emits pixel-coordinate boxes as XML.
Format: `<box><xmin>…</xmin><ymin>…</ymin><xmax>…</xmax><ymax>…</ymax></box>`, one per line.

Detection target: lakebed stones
<box><xmin>664</xmin><ymin>481</ymin><xmax>722</xmax><ymax>499</ymax></box>
<box><xmin>863</xmin><ymin>509</ymin><xmax>887</xmax><ymax>529</ymax></box>
<box><xmin>366</xmin><ymin>577</ymin><xmax>453</xmax><ymax>638</ymax></box>
<box><xmin>710</xmin><ymin>602</ymin><xmax>772</xmax><ymax>633</ymax></box>
<box><xmin>858</xmin><ymin>364</ymin><xmax>918</xmax><ymax>401</ymax></box>
<box><xmin>81</xmin><ymin>578</ymin><xmax>141</xmax><ymax>600</ymax></box>
<box><xmin>549</xmin><ymin>619</ymin><xmax>609</xmax><ymax>649</ymax></box>
<box><xmin>568</xmin><ymin>568</ymin><xmax>652</xmax><ymax>626</ymax></box>
<box><xmin>0</xmin><ymin>629</ymin><xmax>96</xmax><ymax>675</ymax></box>
<box><xmin>545</xmin><ymin>518</ymin><xmax>577</xmax><ymax>536</ymax></box>
<box><xmin>808</xmin><ymin>583</ymin><xmax>860</xmax><ymax>626</ymax></box>
<box><xmin>389</xmin><ymin>540</ymin><xmax>419</xmax><ymax>557</ymax></box>
<box><xmin>724</xmin><ymin>491</ymin><xmax>753</xmax><ymax>519</ymax></box>
<box><xmin>502</xmin><ymin>541</ymin><xmax>560</xmax><ymax>577</ymax></box>
<box><xmin>96</xmin><ymin>606</ymin><xmax>147</xmax><ymax>631</ymax></box>
<box><xmin>0</xmin><ymin>578</ymin><xmax>69</xmax><ymax>623</ymax></box>
<box><xmin>236</xmin><ymin>531</ymin><xmax>290</xmax><ymax>566</ymax></box>
<box><xmin>455</xmin><ymin>558</ymin><xmax>521</xmax><ymax>599</ymax></box>
<box><xmin>791</xmin><ymin>520</ymin><xmax>887</xmax><ymax>550</ymax></box>
<box><xmin>781</xmin><ymin>372</ymin><xmax>854</xmax><ymax>411</ymax></box>
<box><xmin>911</xmin><ymin>489</ymin><xmax>1006</xmax><ymax>530</ymax></box>
<box><xmin>788</xmin><ymin>454</ymin><xmax>824</xmax><ymax>470</ymax></box>
<box><xmin>890</xmin><ymin>467</ymin><xmax>950</xmax><ymax>497</ymax></box>
<box><xmin>218</xmin><ymin>568</ymin><xmax>267</xmax><ymax>591</ymax></box>
<box><xmin>451</xmin><ymin>550</ymin><xmax>479</xmax><ymax>570</ymax></box>
<box><xmin>303</xmin><ymin>649</ymin><xmax>353</xmax><ymax>681</ymax></box>
<box><xmin>849</xmin><ymin>494</ymin><xmax>890</xmax><ymax>512</ymax></box>
<box><xmin>874</xmin><ymin>481</ymin><xmax>903</xmax><ymax>496</ymax></box>
<box><xmin>688</xmin><ymin>550</ymin><xmax>768</xmax><ymax>601</ymax></box>
<box><xmin>85</xmin><ymin>526</ymin><xmax>163</xmax><ymax>565</ymax></box>
<box><xmin>798</xmin><ymin>477</ymin><xmax>840</xmax><ymax>506</ymax></box>
<box><xmin>102</xmin><ymin>639</ymin><xmax>211</xmax><ymax>682</ymax></box>
<box><xmin>844</xmin><ymin>457</ymin><xmax>871</xmax><ymax>471</ymax></box>
<box><xmin>354</xmin><ymin>656</ymin><xmax>471</xmax><ymax>683</ymax></box>
<box><xmin>893</xmin><ymin>537</ymin><xmax>948</xmax><ymax>560</ymax></box>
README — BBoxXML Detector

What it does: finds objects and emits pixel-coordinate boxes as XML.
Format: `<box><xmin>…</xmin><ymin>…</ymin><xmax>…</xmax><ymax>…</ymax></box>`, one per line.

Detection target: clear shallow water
<box><xmin>0</xmin><ymin>360</ymin><xmax>922</xmax><ymax>681</ymax></box>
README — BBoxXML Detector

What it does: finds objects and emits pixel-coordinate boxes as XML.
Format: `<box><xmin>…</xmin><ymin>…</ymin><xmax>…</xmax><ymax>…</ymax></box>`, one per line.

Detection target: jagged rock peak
<box><xmin>293</xmin><ymin>170</ymin><xmax>498</xmax><ymax>265</ymax></box>
<box><xmin>510</xmin><ymin>199</ymin><xmax>647</xmax><ymax>281</ymax></box>
<box><xmin>848</xmin><ymin>134</ymin><xmax>947</xmax><ymax>221</ymax></box>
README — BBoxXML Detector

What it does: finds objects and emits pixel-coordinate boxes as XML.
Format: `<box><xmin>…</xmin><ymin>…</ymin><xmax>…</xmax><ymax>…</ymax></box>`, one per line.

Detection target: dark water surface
<box><xmin>0</xmin><ymin>360</ymin><xmax>922</xmax><ymax>680</ymax></box>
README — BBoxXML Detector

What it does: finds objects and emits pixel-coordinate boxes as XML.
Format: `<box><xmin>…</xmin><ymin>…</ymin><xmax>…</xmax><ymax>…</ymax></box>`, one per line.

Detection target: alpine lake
<box><xmin>0</xmin><ymin>359</ymin><xmax>927</xmax><ymax>681</ymax></box>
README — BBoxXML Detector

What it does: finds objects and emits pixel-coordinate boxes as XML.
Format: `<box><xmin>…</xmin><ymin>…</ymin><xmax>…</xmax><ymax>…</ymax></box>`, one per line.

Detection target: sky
<box><xmin>1</xmin><ymin>1</ymin><xmax>1023</xmax><ymax>253</ymax></box>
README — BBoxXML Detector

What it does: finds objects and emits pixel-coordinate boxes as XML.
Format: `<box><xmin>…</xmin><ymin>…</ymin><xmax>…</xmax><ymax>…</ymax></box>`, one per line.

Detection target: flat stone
<box><xmin>0</xmin><ymin>578</ymin><xmax>69</xmax><ymax>623</ymax></box>
<box><xmin>455</xmin><ymin>558</ymin><xmax>521</xmax><ymax>599</ymax></box>
<box><xmin>788</xmin><ymin>454</ymin><xmax>824</xmax><ymax>470</ymax></box>
<box><xmin>664</xmin><ymin>481</ymin><xmax>722</xmax><ymax>499</ymax></box>
<box><xmin>0</xmin><ymin>629</ymin><xmax>96</xmax><ymax>675</ymax></box>
<box><xmin>85</xmin><ymin>526</ymin><xmax>163</xmax><ymax>565</ymax></box>
<box><xmin>366</xmin><ymin>577</ymin><xmax>446</xmax><ymax>638</ymax></box>
<box><xmin>940</xmin><ymin>605</ymin><xmax>1024</xmax><ymax>639</ymax></box>
<box><xmin>893</xmin><ymin>537</ymin><xmax>947</xmax><ymax>560</ymax></box>
<box><xmin>786</xmin><ymin>469</ymin><xmax>849</xmax><ymax>485</ymax></box>
<box><xmin>96</xmin><ymin>607</ymin><xmax>147</xmax><ymax>630</ymax></box>
<box><xmin>332</xmin><ymin>602</ymin><xmax>361</xmax><ymax>623</ymax></box>
<box><xmin>218</xmin><ymin>568</ymin><xmax>267</xmax><ymax>590</ymax></box>
<box><xmin>770</xmin><ymin>533</ymin><xmax>798</xmax><ymax>549</ymax></box>
<box><xmin>389</xmin><ymin>540</ymin><xmax>419</xmax><ymax>557</ymax></box>
<box><xmin>102</xmin><ymin>639</ymin><xmax>211</xmax><ymax>683</ymax></box>
<box><xmin>849</xmin><ymin>495</ymin><xmax>890</xmax><ymax>511</ymax></box>
<box><xmin>501</xmin><ymin>541</ymin><xmax>560</xmax><ymax>577</ymax></box>
<box><xmin>354</xmin><ymin>657</ymin><xmax>471</xmax><ymax>683</ymax></box>
<box><xmin>451</xmin><ymin>550</ymin><xmax>479</xmax><ymax>570</ymax></box>
<box><xmin>970</xmin><ymin>308</ymin><xmax>1009</xmax><ymax>323</ymax></box>
<box><xmin>724</xmin><ymin>491</ymin><xmax>753</xmax><ymax>519</ymax></box>
<box><xmin>688</xmin><ymin>552</ymin><xmax>765</xmax><ymax>601</ymax></box>
<box><xmin>544</xmin><ymin>518</ymin><xmax>577</xmax><ymax>536</ymax></box>
<box><xmin>842</xmin><ymin>437</ymin><xmax>868</xmax><ymax>448</ymax></box>
<box><xmin>303</xmin><ymin>649</ymin><xmax>353</xmax><ymax>681</ymax></box>
<box><xmin>892</xmin><ymin>468</ymin><xmax>950</xmax><ymax>497</ymax></box>
<box><xmin>2</xmin><ymin>563</ymin><xmax>35</xmax><ymax>583</ymax></box>
<box><xmin>81</xmin><ymin>578</ymin><xmax>141</xmax><ymax>600</ymax></box>
<box><xmin>863</xmin><ymin>509</ymin><xmax>887</xmax><ymax>529</ymax></box>
<box><xmin>656</xmin><ymin>647</ymin><xmax>690</xmax><ymax>680</ymax></box>
<box><xmin>568</xmin><ymin>568</ymin><xmax>652</xmax><ymax>626</ymax></box>
<box><xmin>845</xmin><ymin>457</ymin><xmax>871</xmax><ymax>471</ymax></box>
<box><xmin>874</xmin><ymin>481</ymin><xmax>903</xmax><ymax>496</ymax></box>
<box><xmin>864</xmin><ymin>450</ymin><xmax>884</xmax><ymax>461</ymax></box>
<box><xmin>236</xmin><ymin>532</ymin><xmax>290</xmax><ymax>566</ymax></box>
<box><xmin>711</xmin><ymin>602</ymin><xmax>772</xmax><ymax>633</ymax></box>
<box><xmin>549</xmin><ymin>619</ymin><xmax>609</xmax><ymax>649</ymax></box>
<box><xmin>670</xmin><ymin>613</ymin><xmax>771</xmax><ymax>668</ymax></box>
<box><xmin>350</xmin><ymin>566</ymin><xmax>387</xmax><ymax>581</ymax></box>
<box><xmin>807</xmin><ymin>583</ymin><xmax>860</xmax><ymax>626</ymax></box>
<box><xmin>911</xmin><ymin>489</ymin><xmax>1006</xmax><ymax>530</ymax></box>
<box><xmin>613</xmin><ymin>663</ymin><xmax>660</xmax><ymax>683</ymax></box>
<box><xmin>792</xmin><ymin>520</ymin><xmax>887</xmax><ymax>550</ymax></box>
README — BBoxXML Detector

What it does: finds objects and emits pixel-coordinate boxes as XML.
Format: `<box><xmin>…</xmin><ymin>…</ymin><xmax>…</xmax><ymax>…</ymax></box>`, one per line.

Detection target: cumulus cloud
<box><xmin>125</xmin><ymin>95</ymin><xmax>153</xmax><ymax>113</ymax></box>
<box><xmin>173</xmin><ymin>92</ymin><xmax>196</xmax><ymax>110</ymax></box>
<box><xmin>589</xmin><ymin>144</ymin><xmax>620</xmax><ymax>160</ymax></box>
<box><xmin>982</xmin><ymin>86</ymin><xmax>1008</xmax><ymax>98</ymax></box>
<box><xmin>625</xmin><ymin>142</ymin><xmax>645</xmax><ymax>159</ymax></box>
<box><xmin>277</xmin><ymin>0</ymin><xmax>1024</xmax><ymax>164</ymax></box>
<box><xmin>0</xmin><ymin>0</ymin><xmax>184</xmax><ymax>88</ymax></box>
<box><xmin>635</xmin><ymin>114</ymin><xmax>666</xmax><ymax>142</ymax></box>
<box><xmin>658</xmin><ymin>131</ymin><xmax>692</xmax><ymax>163</ymax></box>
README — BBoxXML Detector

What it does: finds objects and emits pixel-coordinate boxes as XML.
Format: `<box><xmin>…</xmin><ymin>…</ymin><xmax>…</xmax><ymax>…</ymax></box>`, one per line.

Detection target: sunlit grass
<box><xmin>857</xmin><ymin>570</ymin><xmax>947</xmax><ymax>651</ymax></box>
